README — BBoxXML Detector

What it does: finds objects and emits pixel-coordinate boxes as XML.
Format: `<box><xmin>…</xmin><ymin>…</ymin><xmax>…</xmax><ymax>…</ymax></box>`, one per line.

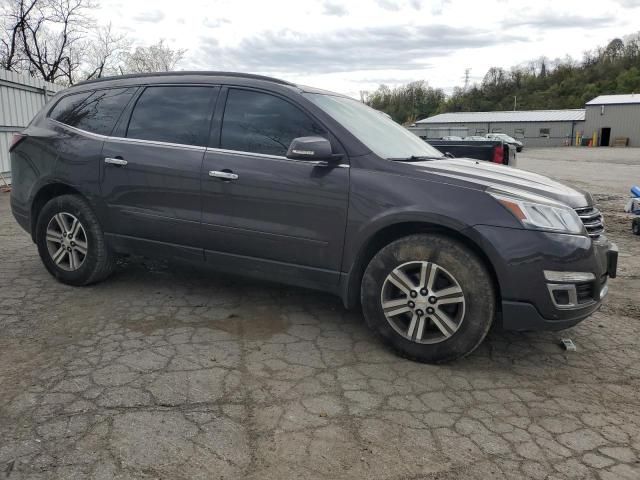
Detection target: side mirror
<box><xmin>286</xmin><ymin>136</ymin><xmax>333</xmax><ymax>161</ymax></box>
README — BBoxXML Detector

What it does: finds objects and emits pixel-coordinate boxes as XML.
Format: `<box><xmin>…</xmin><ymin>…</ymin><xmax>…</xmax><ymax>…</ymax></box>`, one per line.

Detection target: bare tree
<box><xmin>1</xmin><ymin>0</ymin><xmax>96</xmax><ymax>83</ymax></box>
<box><xmin>123</xmin><ymin>40</ymin><xmax>186</xmax><ymax>74</ymax></box>
<box><xmin>539</xmin><ymin>57</ymin><xmax>547</xmax><ymax>78</ymax></box>
<box><xmin>82</xmin><ymin>22</ymin><xmax>131</xmax><ymax>81</ymax></box>
<box><xmin>0</xmin><ymin>0</ymin><xmax>39</xmax><ymax>71</ymax></box>
<box><xmin>482</xmin><ymin>67</ymin><xmax>507</xmax><ymax>89</ymax></box>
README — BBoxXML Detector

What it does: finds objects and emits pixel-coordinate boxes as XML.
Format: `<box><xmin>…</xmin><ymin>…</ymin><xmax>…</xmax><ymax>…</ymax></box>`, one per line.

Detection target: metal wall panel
<box><xmin>0</xmin><ymin>132</ymin><xmax>13</xmax><ymax>177</ymax></box>
<box><xmin>0</xmin><ymin>70</ymin><xmax>64</xmax><ymax>176</ymax></box>
<box><xmin>409</xmin><ymin>120</ymin><xmax>586</xmax><ymax>148</ymax></box>
<box><xmin>584</xmin><ymin>104</ymin><xmax>640</xmax><ymax>146</ymax></box>
<box><xmin>417</xmin><ymin>109</ymin><xmax>585</xmax><ymax>124</ymax></box>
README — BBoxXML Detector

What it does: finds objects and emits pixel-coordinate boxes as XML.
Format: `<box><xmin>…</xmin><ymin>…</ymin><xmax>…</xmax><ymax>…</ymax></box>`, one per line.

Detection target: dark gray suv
<box><xmin>9</xmin><ymin>72</ymin><xmax>618</xmax><ymax>363</ymax></box>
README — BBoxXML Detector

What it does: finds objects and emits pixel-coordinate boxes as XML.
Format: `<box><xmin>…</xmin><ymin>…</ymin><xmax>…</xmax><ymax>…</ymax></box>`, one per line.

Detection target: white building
<box><xmin>409</xmin><ymin>93</ymin><xmax>640</xmax><ymax>147</ymax></box>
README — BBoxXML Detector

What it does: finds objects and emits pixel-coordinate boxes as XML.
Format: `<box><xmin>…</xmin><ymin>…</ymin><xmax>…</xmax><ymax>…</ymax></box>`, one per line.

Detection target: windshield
<box><xmin>304</xmin><ymin>93</ymin><xmax>443</xmax><ymax>159</ymax></box>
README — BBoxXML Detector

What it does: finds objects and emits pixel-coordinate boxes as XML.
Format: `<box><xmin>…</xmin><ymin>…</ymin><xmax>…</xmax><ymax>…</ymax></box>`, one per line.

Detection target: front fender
<box><xmin>342</xmin><ymin>168</ymin><xmax>519</xmax><ymax>272</ymax></box>
<box><xmin>343</xmin><ymin>207</ymin><xmax>470</xmax><ymax>270</ymax></box>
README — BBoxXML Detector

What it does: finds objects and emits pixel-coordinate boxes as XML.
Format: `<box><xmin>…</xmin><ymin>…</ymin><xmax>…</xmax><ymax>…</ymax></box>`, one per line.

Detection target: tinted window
<box><xmin>221</xmin><ymin>89</ymin><xmax>326</xmax><ymax>156</ymax></box>
<box><xmin>50</xmin><ymin>91</ymin><xmax>92</xmax><ymax>124</ymax></box>
<box><xmin>50</xmin><ymin>88</ymin><xmax>136</xmax><ymax>135</ymax></box>
<box><xmin>127</xmin><ymin>86</ymin><xmax>215</xmax><ymax>146</ymax></box>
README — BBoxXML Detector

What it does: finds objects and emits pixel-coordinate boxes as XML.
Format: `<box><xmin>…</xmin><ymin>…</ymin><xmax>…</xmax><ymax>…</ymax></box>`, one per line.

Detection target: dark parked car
<box><xmin>9</xmin><ymin>72</ymin><xmax>617</xmax><ymax>363</ymax></box>
<box><xmin>486</xmin><ymin>133</ymin><xmax>524</xmax><ymax>152</ymax></box>
<box><xmin>427</xmin><ymin>138</ymin><xmax>516</xmax><ymax>166</ymax></box>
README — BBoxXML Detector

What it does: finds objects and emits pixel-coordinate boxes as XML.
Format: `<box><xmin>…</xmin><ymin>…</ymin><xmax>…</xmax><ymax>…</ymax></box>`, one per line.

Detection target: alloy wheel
<box><xmin>45</xmin><ymin>212</ymin><xmax>88</xmax><ymax>272</ymax></box>
<box><xmin>380</xmin><ymin>261</ymin><xmax>466</xmax><ymax>344</ymax></box>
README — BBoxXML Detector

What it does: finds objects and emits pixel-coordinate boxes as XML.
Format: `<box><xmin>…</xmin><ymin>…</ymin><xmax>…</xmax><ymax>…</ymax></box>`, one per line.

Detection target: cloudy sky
<box><xmin>95</xmin><ymin>0</ymin><xmax>640</xmax><ymax>98</ymax></box>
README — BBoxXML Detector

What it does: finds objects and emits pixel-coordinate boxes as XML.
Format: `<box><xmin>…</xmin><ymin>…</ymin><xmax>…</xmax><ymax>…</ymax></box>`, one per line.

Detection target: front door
<box><xmin>100</xmin><ymin>85</ymin><xmax>219</xmax><ymax>256</ymax></box>
<box><xmin>200</xmin><ymin>87</ymin><xmax>349</xmax><ymax>287</ymax></box>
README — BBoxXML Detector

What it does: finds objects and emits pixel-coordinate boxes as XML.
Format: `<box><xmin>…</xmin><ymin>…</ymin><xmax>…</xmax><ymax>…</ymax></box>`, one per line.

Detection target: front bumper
<box><xmin>468</xmin><ymin>225</ymin><xmax>617</xmax><ymax>332</ymax></box>
<box><xmin>501</xmin><ymin>299</ymin><xmax>601</xmax><ymax>331</ymax></box>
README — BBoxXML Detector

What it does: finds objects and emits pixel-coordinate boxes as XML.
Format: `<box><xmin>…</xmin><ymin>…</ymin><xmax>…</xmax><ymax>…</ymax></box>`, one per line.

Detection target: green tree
<box><xmin>365</xmin><ymin>32</ymin><xmax>640</xmax><ymax>122</ymax></box>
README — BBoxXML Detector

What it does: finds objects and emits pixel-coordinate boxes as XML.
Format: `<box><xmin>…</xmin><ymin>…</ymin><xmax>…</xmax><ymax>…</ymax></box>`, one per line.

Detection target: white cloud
<box><xmin>132</xmin><ymin>9</ymin><xmax>165</xmax><ymax>23</ymax></box>
<box><xmin>323</xmin><ymin>1</ymin><xmax>348</xmax><ymax>16</ymax></box>
<box><xmin>197</xmin><ymin>25</ymin><xmax>524</xmax><ymax>74</ymax></box>
<box><xmin>376</xmin><ymin>0</ymin><xmax>400</xmax><ymax>11</ymax></box>
<box><xmin>94</xmin><ymin>0</ymin><xmax>635</xmax><ymax>98</ymax></box>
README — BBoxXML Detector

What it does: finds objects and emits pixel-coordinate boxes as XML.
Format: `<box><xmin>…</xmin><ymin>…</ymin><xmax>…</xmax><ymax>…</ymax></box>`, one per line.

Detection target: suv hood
<box><xmin>413</xmin><ymin>158</ymin><xmax>592</xmax><ymax>208</ymax></box>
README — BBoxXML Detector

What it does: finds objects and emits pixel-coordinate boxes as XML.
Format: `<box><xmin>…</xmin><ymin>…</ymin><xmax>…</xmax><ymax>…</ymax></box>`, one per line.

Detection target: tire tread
<box><xmin>36</xmin><ymin>194</ymin><xmax>114</xmax><ymax>286</ymax></box>
<box><xmin>360</xmin><ymin>233</ymin><xmax>496</xmax><ymax>363</ymax></box>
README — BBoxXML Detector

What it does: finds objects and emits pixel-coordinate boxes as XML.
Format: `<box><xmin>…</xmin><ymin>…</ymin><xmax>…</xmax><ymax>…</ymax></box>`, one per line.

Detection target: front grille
<box><xmin>575</xmin><ymin>206</ymin><xmax>605</xmax><ymax>238</ymax></box>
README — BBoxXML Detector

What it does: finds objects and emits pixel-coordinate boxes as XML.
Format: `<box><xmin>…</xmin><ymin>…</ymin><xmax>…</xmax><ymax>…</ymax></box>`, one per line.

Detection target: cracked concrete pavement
<box><xmin>1</xmin><ymin>148</ymin><xmax>640</xmax><ymax>479</ymax></box>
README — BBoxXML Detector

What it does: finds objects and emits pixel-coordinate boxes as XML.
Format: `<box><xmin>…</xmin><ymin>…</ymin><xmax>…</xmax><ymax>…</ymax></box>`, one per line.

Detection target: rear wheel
<box><xmin>35</xmin><ymin>194</ymin><xmax>115</xmax><ymax>286</ymax></box>
<box><xmin>361</xmin><ymin>234</ymin><xmax>495</xmax><ymax>363</ymax></box>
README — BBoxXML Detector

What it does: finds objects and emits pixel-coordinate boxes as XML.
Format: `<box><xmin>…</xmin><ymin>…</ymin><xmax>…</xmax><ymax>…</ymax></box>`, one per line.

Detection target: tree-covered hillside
<box><xmin>364</xmin><ymin>34</ymin><xmax>640</xmax><ymax>124</ymax></box>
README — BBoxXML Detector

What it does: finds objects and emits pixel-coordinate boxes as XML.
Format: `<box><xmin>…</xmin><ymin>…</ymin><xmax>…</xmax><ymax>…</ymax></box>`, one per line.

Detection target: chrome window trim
<box><xmin>206</xmin><ymin>147</ymin><xmax>349</xmax><ymax>168</ymax></box>
<box><xmin>50</xmin><ymin>120</ymin><xmax>207</xmax><ymax>152</ymax></box>
<box><xmin>207</xmin><ymin>147</ymin><xmax>287</xmax><ymax>161</ymax></box>
<box><xmin>51</xmin><ymin>119</ymin><xmax>108</xmax><ymax>140</ymax></box>
<box><xmin>50</xmin><ymin>120</ymin><xmax>349</xmax><ymax>166</ymax></box>
<box><xmin>109</xmin><ymin>136</ymin><xmax>207</xmax><ymax>152</ymax></box>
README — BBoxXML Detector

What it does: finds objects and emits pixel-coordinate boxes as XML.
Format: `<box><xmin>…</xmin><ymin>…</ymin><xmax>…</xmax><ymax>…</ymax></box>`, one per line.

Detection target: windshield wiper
<box><xmin>388</xmin><ymin>155</ymin><xmax>445</xmax><ymax>162</ymax></box>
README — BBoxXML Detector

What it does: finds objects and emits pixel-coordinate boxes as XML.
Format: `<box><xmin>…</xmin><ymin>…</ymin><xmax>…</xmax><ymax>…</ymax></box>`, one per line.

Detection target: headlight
<box><xmin>489</xmin><ymin>189</ymin><xmax>585</xmax><ymax>235</ymax></box>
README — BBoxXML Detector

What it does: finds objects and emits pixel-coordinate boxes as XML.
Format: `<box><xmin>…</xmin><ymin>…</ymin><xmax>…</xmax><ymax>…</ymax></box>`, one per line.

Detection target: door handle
<box><xmin>104</xmin><ymin>157</ymin><xmax>128</xmax><ymax>166</ymax></box>
<box><xmin>209</xmin><ymin>170</ymin><xmax>238</xmax><ymax>180</ymax></box>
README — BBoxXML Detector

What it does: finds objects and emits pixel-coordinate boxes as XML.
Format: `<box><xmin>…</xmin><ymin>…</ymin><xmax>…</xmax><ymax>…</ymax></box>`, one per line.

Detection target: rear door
<box><xmin>46</xmin><ymin>87</ymin><xmax>139</xmax><ymax>200</ymax></box>
<box><xmin>200</xmin><ymin>87</ymin><xmax>349</xmax><ymax>287</ymax></box>
<box><xmin>100</xmin><ymin>85</ymin><xmax>218</xmax><ymax>257</ymax></box>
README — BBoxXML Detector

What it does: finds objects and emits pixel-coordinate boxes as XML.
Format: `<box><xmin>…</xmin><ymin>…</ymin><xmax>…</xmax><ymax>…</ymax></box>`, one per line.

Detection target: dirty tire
<box><xmin>361</xmin><ymin>234</ymin><xmax>495</xmax><ymax>363</ymax></box>
<box><xmin>36</xmin><ymin>194</ymin><xmax>114</xmax><ymax>286</ymax></box>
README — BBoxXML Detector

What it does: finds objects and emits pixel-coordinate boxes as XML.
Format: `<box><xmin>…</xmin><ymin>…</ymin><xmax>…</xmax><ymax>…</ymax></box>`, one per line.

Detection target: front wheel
<box><xmin>35</xmin><ymin>194</ymin><xmax>115</xmax><ymax>286</ymax></box>
<box><xmin>361</xmin><ymin>234</ymin><xmax>496</xmax><ymax>363</ymax></box>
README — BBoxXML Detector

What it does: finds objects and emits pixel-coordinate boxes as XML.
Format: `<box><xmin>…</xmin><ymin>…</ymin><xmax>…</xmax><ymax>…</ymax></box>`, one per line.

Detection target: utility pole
<box><xmin>412</xmin><ymin>88</ymin><xmax>416</xmax><ymax>123</ymax></box>
<box><xmin>463</xmin><ymin>68</ymin><xmax>471</xmax><ymax>92</ymax></box>
<box><xmin>513</xmin><ymin>95</ymin><xmax>517</xmax><ymax>111</ymax></box>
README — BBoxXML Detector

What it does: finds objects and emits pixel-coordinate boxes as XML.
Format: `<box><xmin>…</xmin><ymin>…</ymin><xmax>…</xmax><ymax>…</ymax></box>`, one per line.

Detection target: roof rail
<box><xmin>74</xmin><ymin>71</ymin><xmax>296</xmax><ymax>87</ymax></box>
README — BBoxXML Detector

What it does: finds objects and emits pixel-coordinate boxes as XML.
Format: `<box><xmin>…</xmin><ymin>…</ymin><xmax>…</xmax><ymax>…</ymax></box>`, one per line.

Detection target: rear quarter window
<box><xmin>49</xmin><ymin>87</ymin><xmax>137</xmax><ymax>136</ymax></box>
<box><xmin>49</xmin><ymin>91</ymin><xmax>92</xmax><ymax>124</ymax></box>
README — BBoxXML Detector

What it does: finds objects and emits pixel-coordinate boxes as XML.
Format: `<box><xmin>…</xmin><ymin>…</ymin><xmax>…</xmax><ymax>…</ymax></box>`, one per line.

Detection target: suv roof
<box><xmin>74</xmin><ymin>71</ymin><xmax>297</xmax><ymax>88</ymax></box>
<box><xmin>70</xmin><ymin>71</ymin><xmax>350</xmax><ymax>99</ymax></box>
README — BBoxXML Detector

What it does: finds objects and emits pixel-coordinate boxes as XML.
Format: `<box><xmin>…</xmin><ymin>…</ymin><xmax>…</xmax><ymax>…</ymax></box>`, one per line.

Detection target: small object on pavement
<box><xmin>626</xmin><ymin>186</ymin><xmax>640</xmax><ymax>212</ymax></box>
<box><xmin>561</xmin><ymin>338</ymin><xmax>577</xmax><ymax>351</ymax></box>
<box><xmin>626</xmin><ymin>186</ymin><xmax>640</xmax><ymax>235</ymax></box>
<box><xmin>0</xmin><ymin>172</ymin><xmax>10</xmax><ymax>192</ymax></box>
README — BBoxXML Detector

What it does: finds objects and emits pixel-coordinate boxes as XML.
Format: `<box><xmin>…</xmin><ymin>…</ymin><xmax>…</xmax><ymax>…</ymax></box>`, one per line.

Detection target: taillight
<box><xmin>9</xmin><ymin>133</ymin><xmax>27</xmax><ymax>152</ymax></box>
<box><xmin>492</xmin><ymin>145</ymin><xmax>504</xmax><ymax>164</ymax></box>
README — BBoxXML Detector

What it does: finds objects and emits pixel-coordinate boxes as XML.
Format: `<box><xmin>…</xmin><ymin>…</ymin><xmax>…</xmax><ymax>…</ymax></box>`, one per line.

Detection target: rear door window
<box><xmin>50</xmin><ymin>88</ymin><xmax>137</xmax><ymax>135</ymax></box>
<box><xmin>220</xmin><ymin>89</ymin><xmax>326</xmax><ymax>156</ymax></box>
<box><xmin>126</xmin><ymin>86</ymin><xmax>216</xmax><ymax>147</ymax></box>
